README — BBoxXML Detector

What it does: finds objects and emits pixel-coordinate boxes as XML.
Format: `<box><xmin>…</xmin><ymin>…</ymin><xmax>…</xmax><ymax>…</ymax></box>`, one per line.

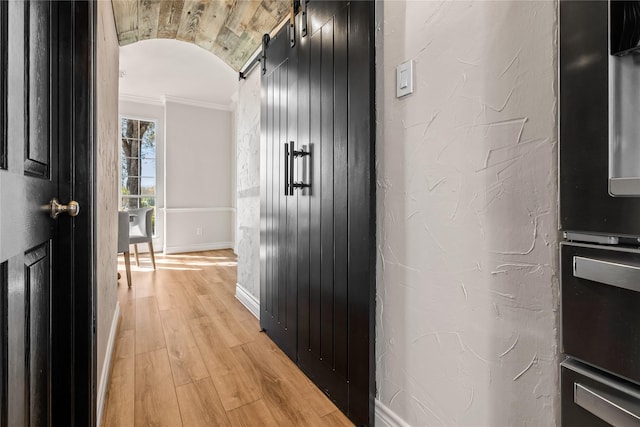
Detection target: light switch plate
<box><xmin>396</xmin><ymin>60</ymin><xmax>414</xmax><ymax>98</ymax></box>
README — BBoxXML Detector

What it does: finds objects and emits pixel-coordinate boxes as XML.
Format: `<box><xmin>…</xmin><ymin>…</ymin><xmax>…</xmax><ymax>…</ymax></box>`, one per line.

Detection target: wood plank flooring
<box><xmin>102</xmin><ymin>250</ymin><xmax>353</xmax><ymax>427</ymax></box>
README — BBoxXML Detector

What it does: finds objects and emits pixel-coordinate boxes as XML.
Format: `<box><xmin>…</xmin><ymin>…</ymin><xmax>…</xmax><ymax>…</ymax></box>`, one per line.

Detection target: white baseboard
<box><xmin>235</xmin><ymin>283</ymin><xmax>260</xmax><ymax>319</ymax></box>
<box><xmin>164</xmin><ymin>242</ymin><xmax>233</xmax><ymax>254</ymax></box>
<box><xmin>97</xmin><ymin>302</ymin><xmax>120</xmax><ymax>427</ymax></box>
<box><xmin>375</xmin><ymin>399</ymin><xmax>411</xmax><ymax>427</ymax></box>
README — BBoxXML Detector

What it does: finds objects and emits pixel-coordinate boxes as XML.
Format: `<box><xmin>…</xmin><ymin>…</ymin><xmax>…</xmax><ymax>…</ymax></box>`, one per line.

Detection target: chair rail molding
<box><xmin>162</xmin><ymin>207</ymin><xmax>236</xmax><ymax>213</ymax></box>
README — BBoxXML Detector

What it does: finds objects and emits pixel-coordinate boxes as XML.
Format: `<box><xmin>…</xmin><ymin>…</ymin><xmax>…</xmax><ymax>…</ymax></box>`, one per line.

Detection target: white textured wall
<box><xmin>96</xmin><ymin>0</ymin><xmax>119</xmax><ymax>407</ymax></box>
<box><xmin>164</xmin><ymin>101</ymin><xmax>234</xmax><ymax>253</ymax></box>
<box><xmin>235</xmin><ymin>71</ymin><xmax>261</xmax><ymax>299</ymax></box>
<box><xmin>376</xmin><ymin>1</ymin><xmax>560</xmax><ymax>426</ymax></box>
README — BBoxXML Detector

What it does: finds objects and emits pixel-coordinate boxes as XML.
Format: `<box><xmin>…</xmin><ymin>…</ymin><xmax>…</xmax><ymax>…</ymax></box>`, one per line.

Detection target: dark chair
<box><xmin>128</xmin><ymin>207</ymin><xmax>156</xmax><ymax>270</ymax></box>
<box><xmin>117</xmin><ymin>211</ymin><xmax>132</xmax><ymax>287</ymax></box>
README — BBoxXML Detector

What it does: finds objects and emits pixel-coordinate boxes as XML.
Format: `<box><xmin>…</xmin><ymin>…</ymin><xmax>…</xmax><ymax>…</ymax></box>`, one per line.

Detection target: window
<box><xmin>121</xmin><ymin>117</ymin><xmax>156</xmax><ymax>235</ymax></box>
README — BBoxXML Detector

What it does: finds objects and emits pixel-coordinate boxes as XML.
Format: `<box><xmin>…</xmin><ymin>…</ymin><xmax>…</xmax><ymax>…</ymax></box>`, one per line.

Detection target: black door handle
<box><xmin>284</xmin><ymin>142</ymin><xmax>290</xmax><ymax>196</ymax></box>
<box><xmin>289</xmin><ymin>141</ymin><xmax>295</xmax><ymax>195</ymax></box>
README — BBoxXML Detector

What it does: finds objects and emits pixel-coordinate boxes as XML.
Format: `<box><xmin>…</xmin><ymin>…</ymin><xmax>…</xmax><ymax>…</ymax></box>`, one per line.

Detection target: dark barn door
<box><xmin>0</xmin><ymin>2</ymin><xmax>95</xmax><ymax>425</ymax></box>
<box><xmin>260</xmin><ymin>21</ymin><xmax>299</xmax><ymax>359</ymax></box>
<box><xmin>261</xmin><ymin>2</ymin><xmax>375</xmax><ymax>425</ymax></box>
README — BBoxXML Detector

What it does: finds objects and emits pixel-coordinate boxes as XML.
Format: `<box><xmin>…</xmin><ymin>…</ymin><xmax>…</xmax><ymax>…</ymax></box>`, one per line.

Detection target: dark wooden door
<box><xmin>0</xmin><ymin>2</ymin><xmax>95</xmax><ymax>425</ymax></box>
<box><xmin>261</xmin><ymin>2</ymin><xmax>375</xmax><ymax>425</ymax></box>
<box><xmin>260</xmin><ymin>21</ymin><xmax>299</xmax><ymax>360</ymax></box>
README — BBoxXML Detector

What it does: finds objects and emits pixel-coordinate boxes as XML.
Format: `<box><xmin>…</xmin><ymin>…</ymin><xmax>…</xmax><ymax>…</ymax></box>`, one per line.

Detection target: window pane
<box><xmin>122</xmin><ymin>139</ymin><xmax>139</xmax><ymax>158</ymax></box>
<box><xmin>124</xmin><ymin>177</ymin><xmax>139</xmax><ymax>196</ymax></box>
<box><xmin>141</xmin><ymin>120</ymin><xmax>155</xmax><ymax>138</ymax></box>
<box><xmin>141</xmin><ymin>158</ymin><xmax>155</xmax><ymax>178</ymax></box>
<box><xmin>140</xmin><ymin>197</ymin><xmax>155</xmax><ymax>208</ymax></box>
<box><xmin>123</xmin><ymin>159</ymin><xmax>139</xmax><ymax>187</ymax></box>
<box><xmin>141</xmin><ymin>178</ymin><xmax>155</xmax><ymax>196</ymax></box>
<box><xmin>122</xmin><ymin>197</ymin><xmax>139</xmax><ymax>210</ymax></box>
<box><xmin>124</xmin><ymin>119</ymin><xmax>139</xmax><ymax>138</ymax></box>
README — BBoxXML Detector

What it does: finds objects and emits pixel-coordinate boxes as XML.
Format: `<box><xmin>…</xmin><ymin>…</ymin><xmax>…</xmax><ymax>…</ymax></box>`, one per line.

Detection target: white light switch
<box><xmin>396</xmin><ymin>60</ymin><xmax>414</xmax><ymax>98</ymax></box>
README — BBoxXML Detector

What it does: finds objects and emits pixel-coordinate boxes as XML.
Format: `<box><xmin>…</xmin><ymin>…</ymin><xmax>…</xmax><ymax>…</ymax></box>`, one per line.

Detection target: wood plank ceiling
<box><xmin>111</xmin><ymin>0</ymin><xmax>290</xmax><ymax>71</ymax></box>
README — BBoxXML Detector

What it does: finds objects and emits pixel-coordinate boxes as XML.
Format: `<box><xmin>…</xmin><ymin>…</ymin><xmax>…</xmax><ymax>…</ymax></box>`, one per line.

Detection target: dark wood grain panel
<box><xmin>319</xmin><ymin>17</ymin><xmax>335</xmax><ymax>366</ymax></box>
<box><xmin>278</xmin><ymin>62</ymin><xmax>287</xmax><ymax>325</ymax></box>
<box><xmin>296</xmin><ymin>6</ymin><xmax>311</xmax><ymax>356</ymax></box>
<box><xmin>308</xmin><ymin>27</ymin><xmax>322</xmax><ymax>356</ymax></box>
<box><xmin>261</xmin><ymin>3</ymin><xmax>374</xmax><ymax>424</ymax></box>
<box><xmin>285</xmin><ymin>35</ymin><xmax>298</xmax><ymax>351</ymax></box>
<box><xmin>24</xmin><ymin>2</ymin><xmax>50</xmax><ymax>178</ymax></box>
<box><xmin>261</xmin><ymin>30</ymin><xmax>298</xmax><ymax>360</ymax></box>
<box><xmin>6</xmin><ymin>255</ymin><xmax>26</xmax><ymax>427</ymax></box>
<box><xmin>333</xmin><ymin>6</ymin><xmax>349</xmax><ymax>376</ymax></box>
<box><xmin>24</xmin><ymin>242</ymin><xmax>51</xmax><ymax>427</ymax></box>
<box><xmin>266</xmin><ymin>71</ymin><xmax>274</xmax><ymax>317</ymax></box>
<box><xmin>346</xmin><ymin>2</ymin><xmax>375</xmax><ymax>424</ymax></box>
<box><xmin>0</xmin><ymin>2</ymin><xmax>7</xmax><ymax>171</ymax></box>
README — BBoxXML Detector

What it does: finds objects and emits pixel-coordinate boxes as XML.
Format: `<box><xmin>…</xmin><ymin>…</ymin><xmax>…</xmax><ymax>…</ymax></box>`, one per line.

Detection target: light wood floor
<box><xmin>103</xmin><ymin>249</ymin><xmax>354</xmax><ymax>427</ymax></box>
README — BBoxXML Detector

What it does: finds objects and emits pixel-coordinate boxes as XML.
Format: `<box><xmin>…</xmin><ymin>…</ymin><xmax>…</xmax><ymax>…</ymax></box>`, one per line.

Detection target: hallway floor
<box><xmin>103</xmin><ymin>250</ymin><xmax>353</xmax><ymax>426</ymax></box>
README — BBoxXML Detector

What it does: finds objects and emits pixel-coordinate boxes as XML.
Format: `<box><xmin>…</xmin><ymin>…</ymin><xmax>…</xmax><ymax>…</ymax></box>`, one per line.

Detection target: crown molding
<box><xmin>119</xmin><ymin>93</ymin><xmax>164</xmax><ymax>106</ymax></box>
<box><xmin>162</xmin><ymin>95</ymin><xmax>234</xmax><ymax>111</ymax></box>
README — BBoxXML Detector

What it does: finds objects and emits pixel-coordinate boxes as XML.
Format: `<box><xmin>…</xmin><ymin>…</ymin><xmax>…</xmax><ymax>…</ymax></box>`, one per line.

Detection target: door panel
<box><xmin>2</xmin><ymin>2</ymin><xmax>56</xmax><ymax>426</ymax></box>
<box><xmin>25</xmin><ymin>1</ymin><xmax>51</xmax><ymax>178</ymax></box>
<box><xmin>25</xmin><ymin>242</ymin><xmax>51</xmax><ymax>426</ymax></box>
<box><xmin>261</xmin><ymin>30</ymin><xmax>298</xmax><ymax>359</ymax></box>
<box><xmin>262</xmin><ymin>2</ymin><xmax>375</xmax><ymax>425</ymax></box>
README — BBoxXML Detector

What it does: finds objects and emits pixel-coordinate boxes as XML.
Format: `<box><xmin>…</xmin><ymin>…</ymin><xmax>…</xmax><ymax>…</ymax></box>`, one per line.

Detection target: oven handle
<box><xmin>575</xmin><ymin>382</ymin><xmax>640</xmax><ymax>426</ymax></box>
<box><xmin>573</xmin><ymin>256</ymin><xmax>640</xmax><ymax>293</ymax></box>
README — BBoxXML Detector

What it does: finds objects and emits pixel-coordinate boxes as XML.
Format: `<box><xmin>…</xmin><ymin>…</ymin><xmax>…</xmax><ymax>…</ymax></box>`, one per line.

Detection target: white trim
<box><xmin>165</xmin><ymin>242</ymin><xmax>233</xmax><ymax>254</ymax></box>
<box><xmin>119</xmin><ymin>93</ymin><xmax>164</xmax><ymax>106</ymax></box>
<box><xmin>163</xmin><ymin>207</ymin><xmax>235</xmax><ymax>214</ymax></box>
<box><xmin>375</xmin><ymin>399</ymin><xmax>411</xmax><ymax>427</ymax></box>
<box><xmin>97</xmin><ymin>302</ymin><xmax>120</xmax><ymax>427</ymax></box>
<box><xmin>162</xmin><ymin>95</ymin><xmax>234</xmax><ymax>111</ymax></box>
<box><xmin>235</xmin><ymin>283</ymin><xmax>260</xmax><ymax>319</ymax></box>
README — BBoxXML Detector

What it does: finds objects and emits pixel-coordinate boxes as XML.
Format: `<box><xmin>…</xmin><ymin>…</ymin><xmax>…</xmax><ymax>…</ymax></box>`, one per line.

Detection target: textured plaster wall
<box><xmin>376</xmin><ymin>1</ymin><xmax>560</xmax><ymax>425</ymax></box>
<box><xmin>164</xmin><ymin>101</ymin><xmax>234</xmax><ymax>253</ymax></box>
<box><xmin>235</xmin><ymin>71</ymin><xmax>261</xmax><ymax>298</ymax></box>
<box><xmin>96</xmin><ymin>0</ymin><xmax>120</xmax><ymax>395</ymax></box>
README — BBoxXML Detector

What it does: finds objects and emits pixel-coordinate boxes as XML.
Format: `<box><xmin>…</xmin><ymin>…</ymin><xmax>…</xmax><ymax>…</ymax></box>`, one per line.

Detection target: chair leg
<box><xmin>134</xmin><ymin>244</ymin><xmax>140</xmax><ymax>267</ymax></box>
<box><xmin>148</xmin><ymin>241</ymin><xmax>156</xmax><ymax>270</ymax></box>
<box><xmin>124</xmin><ymin>251</ymin><xmax>132</xmax><ymax>288</ymax></box>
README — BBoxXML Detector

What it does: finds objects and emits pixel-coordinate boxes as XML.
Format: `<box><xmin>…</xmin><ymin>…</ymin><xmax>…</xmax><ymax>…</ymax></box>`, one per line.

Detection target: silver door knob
<box><xmin>48</xmin><ymin>198</ymin><xmax>80</xmax><ymax>219</ymax></box>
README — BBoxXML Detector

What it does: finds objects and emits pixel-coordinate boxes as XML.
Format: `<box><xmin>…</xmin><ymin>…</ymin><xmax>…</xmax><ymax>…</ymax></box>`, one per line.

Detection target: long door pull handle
<box><xmin>289</xmin><ymin>141</ymin><xmax>295</xmax><ymax>195</ymax></box>
<box><xmin>284</xmin><ymin>142</ymin><xmax>289</xmax><ymax>196</ymax></box>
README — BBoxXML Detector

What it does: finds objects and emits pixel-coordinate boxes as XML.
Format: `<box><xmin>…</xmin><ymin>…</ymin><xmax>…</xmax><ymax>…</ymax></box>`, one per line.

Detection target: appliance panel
<box><xmin>562</xmin><ymin>359</ymin><xmax>640</xmax><ymax>427</ymax></box>
<box><xmin>560</xmin><ymin>0</ymin><xmax>640</xmax><ymax>236</ymax></box>
<box><xmin>562</xmin><ymin>243</ymin><xmax>640</xmax><ymax>384</ymax></box>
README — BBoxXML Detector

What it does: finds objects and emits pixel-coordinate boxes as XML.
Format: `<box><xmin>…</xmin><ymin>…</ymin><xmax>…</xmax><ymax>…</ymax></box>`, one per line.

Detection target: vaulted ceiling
<box><xmin>111</xmin><ymin>0</ymin><xmax>290</xmax><ymax>71</ymax></box>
